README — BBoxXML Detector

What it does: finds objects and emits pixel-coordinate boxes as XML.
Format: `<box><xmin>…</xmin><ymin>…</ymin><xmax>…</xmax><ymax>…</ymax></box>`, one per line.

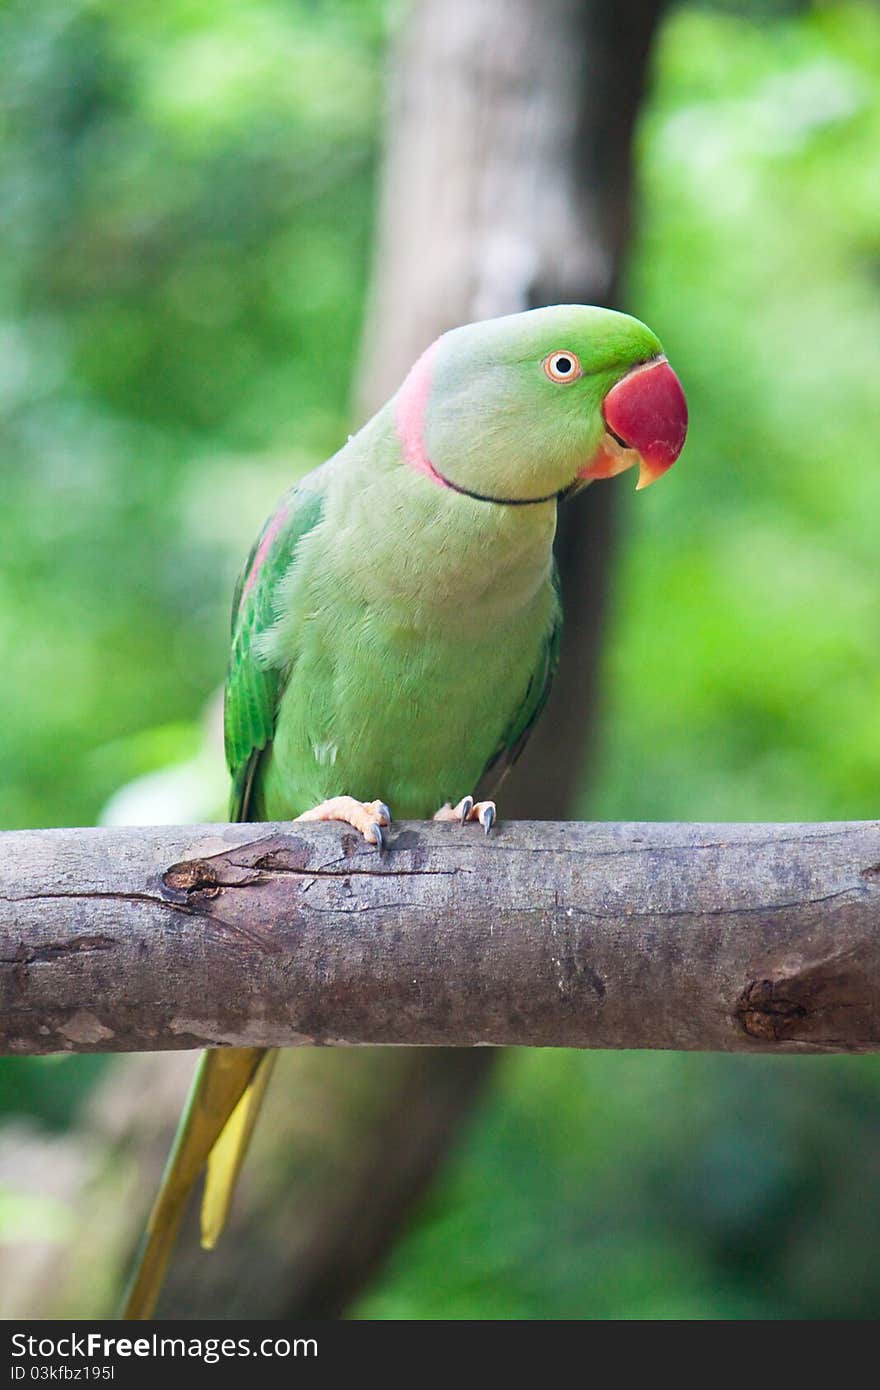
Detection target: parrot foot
<box><xmin>433</xmin><ymin>796</ymin><xmax>496</xmax><ymax>834</ymax></box>
<box><xmin>295</xmin><ymin>796</ymin><xmax>392</xmax><ymax>851</ymax></box>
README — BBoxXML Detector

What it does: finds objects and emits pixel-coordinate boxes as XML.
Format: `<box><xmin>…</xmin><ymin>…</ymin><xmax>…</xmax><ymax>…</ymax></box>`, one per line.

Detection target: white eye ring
<box><xmin>543</xmin><ymin>350</ymin><xmax>582</xmax><ymax>383</ymax></box>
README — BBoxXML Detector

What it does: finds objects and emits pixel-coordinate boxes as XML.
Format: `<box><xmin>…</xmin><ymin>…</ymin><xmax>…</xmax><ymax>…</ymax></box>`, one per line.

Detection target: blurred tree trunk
<box><xmin>1</xmin><ymin>0</ymin><xmax>669</xmax><ymax>1321</ymax></box>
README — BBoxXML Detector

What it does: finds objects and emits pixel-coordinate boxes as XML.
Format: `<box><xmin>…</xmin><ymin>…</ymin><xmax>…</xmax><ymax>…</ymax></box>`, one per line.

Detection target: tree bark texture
<box><xmin>3</xmin><ymin>819</ymin><xmax>879</xmax><ymax>1057</ymax></box>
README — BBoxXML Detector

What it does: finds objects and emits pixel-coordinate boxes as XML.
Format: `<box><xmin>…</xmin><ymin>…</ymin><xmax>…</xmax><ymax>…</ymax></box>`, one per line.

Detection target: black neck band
<box><xmin>439</xmin><ymin>473</ymin><xmax>563</xmax><ymax>507</ymax></box>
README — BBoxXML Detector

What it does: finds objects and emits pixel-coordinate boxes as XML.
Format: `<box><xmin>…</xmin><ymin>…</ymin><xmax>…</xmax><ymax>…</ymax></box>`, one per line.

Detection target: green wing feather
<box><xmin>478</xmin><ymin>563</ymin><xmax>562</xmax><ymax>793</ymax></box>
<box><xmin>122</xmin><ymin>478</ymin><xmax>325</xmax><ymax>1320</ymax></box>
<box><xmin>226</xmin><ymin>481</ymin><xmax>325</xmax><ymax>820</ymax></box>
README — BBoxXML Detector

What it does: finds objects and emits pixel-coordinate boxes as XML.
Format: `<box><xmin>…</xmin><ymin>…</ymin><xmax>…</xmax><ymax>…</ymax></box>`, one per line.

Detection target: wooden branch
<box><xmin>2</xmin><ymin>820</ymin><xmax>879</xmax><ymax>1056</ymax></box>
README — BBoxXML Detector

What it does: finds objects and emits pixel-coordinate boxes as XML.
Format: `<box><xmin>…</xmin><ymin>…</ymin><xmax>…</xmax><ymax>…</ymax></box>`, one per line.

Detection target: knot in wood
<box><xmin>162</xmin><ymin>859</ymin><xmax>221</xmax><ymax>899</ymax></box>
<box><xmin>737</xmin><ymin>978</ymin><xmax>808</xmax><ymax>1042</ymax></box>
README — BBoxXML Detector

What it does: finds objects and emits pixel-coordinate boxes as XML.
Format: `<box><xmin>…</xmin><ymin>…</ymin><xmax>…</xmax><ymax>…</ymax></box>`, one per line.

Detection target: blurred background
<box><xmin>1</xmin><ymin>0</ymin><xmax>880</xmax><ymax>1320</ymax></box>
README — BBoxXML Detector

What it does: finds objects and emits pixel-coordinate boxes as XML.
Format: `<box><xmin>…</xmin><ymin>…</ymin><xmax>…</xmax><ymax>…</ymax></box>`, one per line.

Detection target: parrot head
<box><xmin>395</xmin><ymin>304</ymin><xmax>687</xmax><ymax>504</ymax></box>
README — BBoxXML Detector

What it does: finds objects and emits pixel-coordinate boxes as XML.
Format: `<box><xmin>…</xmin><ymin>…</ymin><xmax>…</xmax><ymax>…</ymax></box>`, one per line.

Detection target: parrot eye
<box><xmin>543</xmin><ymin>351</ymin><xmax>582</xmax><ymax>383</ymax></box>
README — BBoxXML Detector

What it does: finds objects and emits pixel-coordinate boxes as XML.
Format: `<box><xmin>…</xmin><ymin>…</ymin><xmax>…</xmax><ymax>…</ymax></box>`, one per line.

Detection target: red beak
<box><xmin>585</xmin><ymin>356</ymin><xmax>688</xmax><ymax>489</ymax></box>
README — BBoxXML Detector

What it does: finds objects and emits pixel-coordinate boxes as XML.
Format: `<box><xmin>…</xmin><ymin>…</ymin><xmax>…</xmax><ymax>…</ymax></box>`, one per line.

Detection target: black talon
<box><xmin>372</xmin><ymin>822</ymin><xmax>385</xmax><ymax>853</ymax></box>
<box><xmin>481</xmin><ymin>805</ymin><xmax>495</xmax><ymax>835</ymax></box>
<box><xmin>459</xmin><ymin>796</ymin><xmax>474</xmax><ymax>824</ymax></box>
<box><xmin>378</xmin><ymin>803</ymin><xmax>392</xmax><ymax>825</ymax></box>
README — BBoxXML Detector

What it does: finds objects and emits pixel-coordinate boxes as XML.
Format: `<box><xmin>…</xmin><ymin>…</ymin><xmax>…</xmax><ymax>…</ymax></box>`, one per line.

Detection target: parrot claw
<box><xmin>433</xmin><ymin>796</ymin><xmax>497</xmax><ymax>833</ymax></box>
<box><xmin>295</xmin><ymin>796</ymin><xmax>392</xmax><ymax>848</ymax></box>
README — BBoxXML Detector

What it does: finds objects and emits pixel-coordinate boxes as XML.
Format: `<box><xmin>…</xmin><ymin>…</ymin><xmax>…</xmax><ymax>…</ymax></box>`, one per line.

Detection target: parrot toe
<box><xmin>295</xmin><ymin>795</ymin><xmax>392</xmax><ymax>849</ymax></box>
<box><xmin>433</xmin><ymin>796</ymin><xmax>497</xmax><ymax>833</ymax></box>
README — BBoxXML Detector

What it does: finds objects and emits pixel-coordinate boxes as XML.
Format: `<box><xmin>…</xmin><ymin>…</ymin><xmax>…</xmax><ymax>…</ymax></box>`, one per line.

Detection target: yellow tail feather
<box><xmin>121</xmin><ymin>1046</ymin><xmax>273</xmax><ymax>1320</ymax></box>
<box><xmin>200</xmin><ymin>1050</ymin><xmax>278</xmax><ymax>1250</ymax></box>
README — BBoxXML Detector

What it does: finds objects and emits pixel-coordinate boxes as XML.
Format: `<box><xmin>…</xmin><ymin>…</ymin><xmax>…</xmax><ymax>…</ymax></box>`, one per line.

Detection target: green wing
<box><xmin>225</xmin><ymin>478</ymin><xmax>325</xmax><ymax>821</ymax></box>
<box><xmin>478</xmin><ymin>564</ymin><xmax>562</xmax><ymax>794</ymax></box>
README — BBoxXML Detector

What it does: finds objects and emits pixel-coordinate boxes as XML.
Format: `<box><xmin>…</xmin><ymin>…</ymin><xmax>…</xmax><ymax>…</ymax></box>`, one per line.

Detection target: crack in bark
<box><xmin>252</xmin><ymin>861</ymin><xmax>461</xmax><ymax>879</ymax></box>
<box><xmin>563</xmin><ymin>885</ymin><xmax>862</xmax><ymax>921</ymax></box>
<box><xmin>451</xmin><ymin>828</ymin><xmax>868</xmax><ymax>858</ymax></box>
<box><xmin>0</xmin><ymin>934</ymin><xmax>117</xmax><ymax>967</ymax></box>
<box><xmin>0</xmin><ymin>890</ymin><xmax>190</xmax><ymax>909</ymax></box>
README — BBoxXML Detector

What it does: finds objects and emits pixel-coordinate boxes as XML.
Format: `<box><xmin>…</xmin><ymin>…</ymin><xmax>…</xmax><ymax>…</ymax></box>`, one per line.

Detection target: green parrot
<box><xmin>122</xmin><ymin>304</ymin><xmax>687</xmax><ymax>1318</ymax></box>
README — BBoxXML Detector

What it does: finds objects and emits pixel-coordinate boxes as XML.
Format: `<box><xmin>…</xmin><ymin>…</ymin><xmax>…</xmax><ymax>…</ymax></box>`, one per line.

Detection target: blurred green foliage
<box><xmin>1</xmin><ymin>0</ymin><xmax>880</xmax><ymax>1319</ymax></box>
<box><xmin>0</xmin><ymin>0</ymin><xmax>383</xmax><ymax>831</ymax></box>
